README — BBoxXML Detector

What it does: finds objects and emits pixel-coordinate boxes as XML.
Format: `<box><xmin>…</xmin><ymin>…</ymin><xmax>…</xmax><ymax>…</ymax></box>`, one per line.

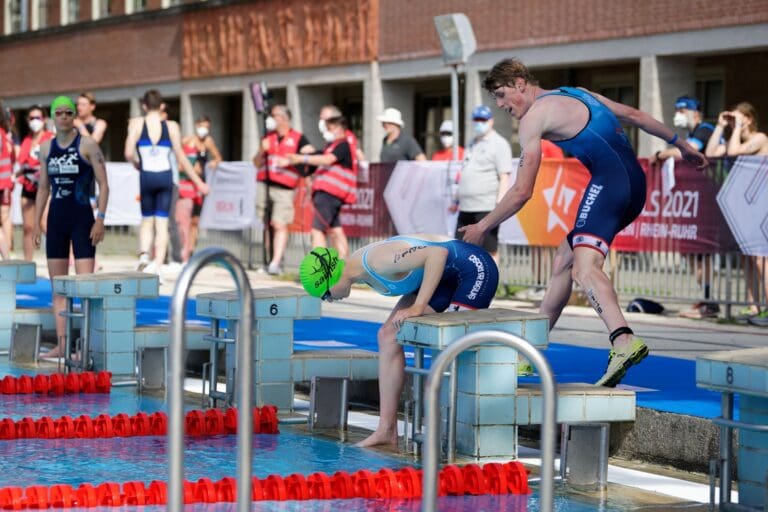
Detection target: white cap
<box><xmin>439</xmin><ymin>120</ymin><xmax>454</xmax><ymax>133</ymax></box>
<box><xmin>377</xmin><ymin>107</ymin><xmax>404</xmax><ymax>127</ymax></box>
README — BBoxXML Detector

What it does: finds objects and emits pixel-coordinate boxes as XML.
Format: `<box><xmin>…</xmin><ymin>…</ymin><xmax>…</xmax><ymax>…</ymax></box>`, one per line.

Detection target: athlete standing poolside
<box><xmin>124</xmin><ymin>90</ymin><xmax>209</xmax><ymax>274</ymax></box>
<box><xmin>299</xmin><ymin>234</ymin><xmax>499</xmax><ymax>448</ymax></box>
<box><xmin>34</xmin><ymin>96</ymin><xmax>109</xmax><ymax>359</ymax></box>
<box><xmin>460</xmin><ymin>58</ymin><xmax>708</xmax><ymax>387</ymax></box>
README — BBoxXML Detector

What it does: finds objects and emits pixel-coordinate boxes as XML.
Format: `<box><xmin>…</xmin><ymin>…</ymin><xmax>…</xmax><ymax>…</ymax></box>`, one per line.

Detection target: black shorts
<box><xmin>46</xmin><ymin>205</ymin><xmax>96</xmax><ymax>259</ymax></box>
<box><xmin>20</xmin><ymin>187</ymin><xmax>36</xmax><ymax>201</ymax></box>
<box><xmin>456</xmin><ymin>211</ymin><xmax>499</xmax><ymax>254</ymax></box>
<box><xmin>312</xmin><ymin>190</ymin><xmax>344</xmax><ymax>231</ymax></box>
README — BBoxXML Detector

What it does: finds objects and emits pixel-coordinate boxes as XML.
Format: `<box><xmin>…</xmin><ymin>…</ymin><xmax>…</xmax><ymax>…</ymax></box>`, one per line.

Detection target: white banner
<box><xmin>199</xmin><ymin>161</ymin><xmax>258</xmax><ymax>231</ymax></box>
<box><xmin>383</xmin><ymin>160</ymin><xmax>460</xmax><ymax>236</ymax></box>
<box><xmin>717</xmin><ymin>156</ymin><xmax>768</xmax><ymax>256</ymax></box>
<box><xmin>104</xmin><ymin>162</ymin><xmax>142</xmax><ymax>226</ymax></box>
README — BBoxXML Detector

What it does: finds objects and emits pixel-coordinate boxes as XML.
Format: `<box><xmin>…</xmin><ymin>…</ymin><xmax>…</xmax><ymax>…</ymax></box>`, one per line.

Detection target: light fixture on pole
<box><xmin>433</xmin><ymin>13</ymin><xmax>476</xmax><ymax>161</ymax></box>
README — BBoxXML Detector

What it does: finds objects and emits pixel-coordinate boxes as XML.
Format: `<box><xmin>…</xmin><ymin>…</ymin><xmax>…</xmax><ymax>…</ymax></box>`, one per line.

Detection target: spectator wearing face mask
<box><xmin>454</xmin><ymin>105</ymin><xmax>514</xmax><ymax>261</ymax></box>
<box><xmin>378</xmin><ymin>108</ymin><xmax>426</xmax><ymax>163</ymax></box>
<box><xmin>16</xmin><ymin>105</ymin><xmax>55</xmax><ymax>261</ymax></box>
<box><xmin>653</xmin><ymin>96</ymin><xmax>714</xmax><ymax>162</ymax></box>
<box><xmin>431</xmin><ymin>120</ymin><xmax>465</xmax><ymax>161</ymax></box>
<box><xmin>319</xmin><ymin>105</ymin><xmax>364</xmax><ymax>172</ymax></box>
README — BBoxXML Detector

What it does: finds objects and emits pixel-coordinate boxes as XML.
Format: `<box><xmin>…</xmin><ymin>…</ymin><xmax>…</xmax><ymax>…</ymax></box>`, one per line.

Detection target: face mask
<box><xmin>28</xmin><ymin>119</ymin><xmax>44</xmax><ymax>133</ymax></box>
<box><xmin>673</xmin><ymin>111</ymin><xmax>690</xmax><ymax>129</ymax></box>
<box><xmin>195</xmin><ymin>126</ymin><xmax>209</xmax><ymax>139</ymax></box>
<box><xmin>323</xmin><ymin>130</ymin><xmax>336</xmax><ymax>143</ymax></box>
<box><xmin>473</xmin><ymin>121</ymin><xmax>489</xmax><ymax>137</ymax></box>
<box><xmin>318</xmin><ymin>119</ymin><xmax>328</xmax><ymax>136</ymax></box>
<box><xmin>265</xmin><ymin>116</ymin><xmax>277</xmax><ymax>132</ymax></box>
<box><xmin>440</xmin><ymin>135</ymin><xmax>454</xmax><ymax>148</ymax></box>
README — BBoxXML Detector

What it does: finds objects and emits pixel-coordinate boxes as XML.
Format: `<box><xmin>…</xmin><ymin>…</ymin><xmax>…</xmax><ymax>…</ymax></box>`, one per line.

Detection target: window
<box><xmin>36</xmin><ymin>0</ymin><xmax>48</xmax><ymax>28</ymax></box>
<box><xmin>97</xmin><ymin>0</ymin><xmax>111</xmax><ymax>17</ymax></box>
<box><xmin>66</xmin><ymin>0</ymin><xmax>79</xmax><ymax>23</ymax></box>
<box><xmin>6</xmin><ymin>0</ymin><xmax>22</xmax><ymax>33</ymax></box>
<box><xmin>132</xmin><ymin>0</ymin><xmax>146</xmax><ymax>12</ymax></box>
<box><xmin>696</xmin><ymin>78</ymin><xmax>724</xmax><ymax>125</ymax></box>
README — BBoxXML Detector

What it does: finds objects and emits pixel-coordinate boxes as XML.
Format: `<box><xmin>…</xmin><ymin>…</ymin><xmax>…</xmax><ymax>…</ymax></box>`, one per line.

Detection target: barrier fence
<box><xmin>98</xmin><ymin>156</ymin><xmax>768</xmax><ymax>317</ymax></box>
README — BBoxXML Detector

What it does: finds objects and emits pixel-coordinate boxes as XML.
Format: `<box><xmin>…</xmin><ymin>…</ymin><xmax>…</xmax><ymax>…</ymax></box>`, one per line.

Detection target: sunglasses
<box><xmin>55</xmin><ymin>110</ymin><xmax>75</xmax><ymax>117</ymax></box>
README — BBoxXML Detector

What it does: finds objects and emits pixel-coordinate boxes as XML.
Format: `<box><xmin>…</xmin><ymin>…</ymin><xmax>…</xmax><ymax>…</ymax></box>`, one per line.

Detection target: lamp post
<box><xmin>433</xmin><ymin>14</ymin><xmax>476</xmax><ymax>161</ymax></box>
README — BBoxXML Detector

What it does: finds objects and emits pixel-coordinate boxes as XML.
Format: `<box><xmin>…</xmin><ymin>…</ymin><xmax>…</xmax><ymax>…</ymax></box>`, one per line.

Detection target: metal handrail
<box><xmin>167</xmin><ymin>248</ymin><xmax>254</xmax><ymax>512</ymax></box>
<box><xmin>420</xmin><ymin>330</ymin><xmax>557</xmax><ymax>512</ymax></box>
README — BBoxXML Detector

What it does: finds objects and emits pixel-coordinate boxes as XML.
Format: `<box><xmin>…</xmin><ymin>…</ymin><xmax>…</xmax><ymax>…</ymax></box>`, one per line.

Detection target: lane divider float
<box><xmin>0</xmin><ymin>372</ymin><xmax>112</xmax><ymax>395</ymax></box>
<box><xmin>0</xmin><ymin>461</ymin><xmax>530</xmax><ymax>508</ymax></box>
<box><xmin>0</xmin><ymin>406</ymin><xmax>279</xmax><ymax>440</ymax></box>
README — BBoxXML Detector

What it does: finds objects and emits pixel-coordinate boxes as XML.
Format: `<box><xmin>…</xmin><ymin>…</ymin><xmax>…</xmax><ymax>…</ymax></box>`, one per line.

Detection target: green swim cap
<box><xmin>299</xmin><ymin>247</ymin><xmax>345</xmax><ymax>298</ymax></box>
<box><xmin>50</xmin><ymin>96</ymin><xmax>76</xmax><ymax>117</ymax></box>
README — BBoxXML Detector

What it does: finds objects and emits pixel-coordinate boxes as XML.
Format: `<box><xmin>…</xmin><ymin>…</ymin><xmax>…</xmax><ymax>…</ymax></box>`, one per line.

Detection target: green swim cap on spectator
<box><xmin>50</xmin><ymin>96</ymin><xmax>76</xmax><ymax>117</ymax></box>
<box><xmin>299</xmin><ymin>247</ymin><xmax>345</xmax><ymax>298</ymax></box>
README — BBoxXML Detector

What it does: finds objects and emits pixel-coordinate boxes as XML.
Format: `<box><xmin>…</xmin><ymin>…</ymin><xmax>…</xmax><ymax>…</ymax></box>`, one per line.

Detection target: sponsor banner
<box><xmin>199</xmin><ymin>161</ymin><xmax>258</xmax><ymax>231</ymax></box>
<box><xmin>716</xmin><ymin>155</ymin><xmax>768</xmax><ymax>256</ymax></box>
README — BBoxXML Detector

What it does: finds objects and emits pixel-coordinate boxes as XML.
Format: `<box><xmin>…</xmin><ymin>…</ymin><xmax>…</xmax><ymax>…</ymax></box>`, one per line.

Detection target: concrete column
<box><xmin>179</xmin><ymin>90</ymin><xmax>193</xmax><ymax>137</ymax></box>
<box><xmin>129</xmin><ymin>97</ymin><xmax>141</xmax><ymax>119</ymax></box>
<box><xmin>91</xmin><ymin>0</ymin><xmax>99</xmax><ymax>20</ymax></box>
<box><xmin>285</xmin><ymin>83</ymin><xmax>301</xmax><ymax>133</ymax></box>
<box><xmin>59</xmin><ymin>0</ymin><xmax>66</xmax><ymax>24</ymax></box>
<box><xmin>638</xmin><ymin>55</ymin><xmax>696</xmax><ymax>157</ymax></box>
<box><xmin>364</xmin><ymin>61</ymin><xmax>385</xmax><ymax>162</ymax></box>
<box><xmin>241</xmin><ymin>86</ymin><xmax>259</xmax><ymax>161</ymax></box>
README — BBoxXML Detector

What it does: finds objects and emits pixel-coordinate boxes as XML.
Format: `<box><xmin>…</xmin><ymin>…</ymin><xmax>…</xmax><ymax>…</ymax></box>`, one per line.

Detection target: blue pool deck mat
<box><xmin>14</xmin><ymin>279</ymin><xmax>727</xmax><ymax>419</ymax></box>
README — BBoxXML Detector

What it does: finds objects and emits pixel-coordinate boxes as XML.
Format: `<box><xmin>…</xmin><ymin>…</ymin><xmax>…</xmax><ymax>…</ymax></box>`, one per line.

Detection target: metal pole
<box><xmin>413</xmin><ymin>347</ymin><xmax>424</xmax><ymax>456</ymax></box>
<box><xmin>447</xmin><ymin>360</ymin><xmax>457</xmax><ymax>463</ymax></box>
<box><xmin>81</xmin><ymin>299</ymin><xmax>90</xmax><ymax>371</ymax></box>
<box><xmin>719</xmin><ymin>392</ymin><xmax>734</xmax><ymax>505</ymax></box>
<box><xmin>450</xmin><ymin>64</ymin><xmax>460</xmax><ymax>161</ymax></box>
<box><xmin>168</xmin><ymin>248</ymin><xmax>254</xmax><ymax>512</ymax></box>
<box><xmin>421</xmin><ymin>330</ymin><xmax>557</xmax><ymax>512</ymax></box>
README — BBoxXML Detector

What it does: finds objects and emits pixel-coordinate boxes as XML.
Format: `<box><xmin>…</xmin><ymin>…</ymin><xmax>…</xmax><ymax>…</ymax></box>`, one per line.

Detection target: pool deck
<box><xmin>22</xmin><ymin>254</ymin><xmax>768</xmax><ymax>508</ymax></box>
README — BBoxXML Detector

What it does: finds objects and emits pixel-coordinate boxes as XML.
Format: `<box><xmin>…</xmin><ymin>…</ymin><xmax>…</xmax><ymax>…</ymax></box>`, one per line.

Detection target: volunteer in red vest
<box><xmin>319</xmin><ymin>104</ymin><xmax>365</xmax><ymax>173</ymax></box>
<box><xmin>0</xmin><ymin>103</ymin><xmax>14</xmax><ymax>259</ymax></box>
<box><xmin>253</xmin><ymin>105</ymin><xmax>314</xmax><ymax>275</ymax></box>
<box><xmin>282</xmin><ymin>115</ymin><xmax>357</xmax><ymax>259</ymax></box>
<box><xmin>16</xmin><ymin>105</ymin><xmax>54</xmax><ymax>261</ymax></box>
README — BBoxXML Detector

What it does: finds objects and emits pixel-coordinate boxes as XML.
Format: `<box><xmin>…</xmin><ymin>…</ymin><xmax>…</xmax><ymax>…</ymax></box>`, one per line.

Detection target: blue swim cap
<box><xmin>674</xmin><ymin>96</ymin><xmax>700</xmax><ymax>111</ymax></box>
<box><xmin>471</xmin><ymin>105</ymin><xmax>493</xmax><ymax>121</ymax></box>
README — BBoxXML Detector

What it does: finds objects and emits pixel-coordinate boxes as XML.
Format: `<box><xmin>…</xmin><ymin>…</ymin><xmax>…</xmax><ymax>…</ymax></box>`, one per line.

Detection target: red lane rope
<box><xmin>0</xmin><ymin>372</ymin><xmax>112</xmax><ymax>395</ymax></box>
<box><xmin>0</xmin><ymin>462</ymin><xmax>530</xmax><ymax>508</ymax></box>
<box><xmin>0</xmin><ymin>406</ymin><xmax>279</xmax><ymax>440</ymax></box>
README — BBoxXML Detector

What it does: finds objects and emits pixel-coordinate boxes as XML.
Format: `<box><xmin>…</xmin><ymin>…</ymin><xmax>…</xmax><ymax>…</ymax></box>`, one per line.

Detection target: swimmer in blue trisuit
<box><xmin>299</xmin><ymin>234</ymin><xmax>499</xmax><ymax>448</ymax></box>
<box><xmin>34</xmin><ymin>96</ymin><xmax>110</xmax><ymax>359</ymax></box>
<box><xmin>460</xmin><ymin>58</ymin><xmax>708</xmax><ymax>387</ymax></box>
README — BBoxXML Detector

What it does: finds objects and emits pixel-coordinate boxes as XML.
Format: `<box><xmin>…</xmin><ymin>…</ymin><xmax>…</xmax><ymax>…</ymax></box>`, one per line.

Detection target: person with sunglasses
<box><xmin>298</xmin><ymin>234</ymin><xmax>499</xmax><ymax>448</ymax></box>
<box><xmin>15</xmin><ymin>105</ymin><xmax>54</xmax><ymax>261</ymax></box>
<box><xmin>34</xmin><ymin>96</ymin><xmax>109</xmax><ymax>360</ymax></box>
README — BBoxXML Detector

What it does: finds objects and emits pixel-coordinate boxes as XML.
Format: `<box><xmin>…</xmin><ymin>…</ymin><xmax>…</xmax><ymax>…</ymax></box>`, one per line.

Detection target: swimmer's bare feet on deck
<box><xmin>355</xmin><ymin>427</ymin><xmax>398</xmax><ymax>448</ymax></box>
<box><xmin>39</xmin><ymin>346</ymin><xmax>66</xmax><ymax>359</ymax></box>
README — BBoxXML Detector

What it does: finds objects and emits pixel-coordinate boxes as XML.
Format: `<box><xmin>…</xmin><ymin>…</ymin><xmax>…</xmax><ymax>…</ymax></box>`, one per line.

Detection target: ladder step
<box><xmin>58</xmin><ymin>311</ymin><xmax>85</xmax><ymax>319</ymax></box>
<box><xmin>203</xmin><ymin>335</ymin><xmax>236</xmax><ymax>344</ymax></box>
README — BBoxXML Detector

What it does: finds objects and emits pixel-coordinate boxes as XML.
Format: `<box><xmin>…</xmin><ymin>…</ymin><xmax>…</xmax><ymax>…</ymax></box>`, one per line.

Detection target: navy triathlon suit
<box><xmin>137</xmin><ymin>121</ymin><xmax>174</xmax><ymax>218</ymax></box>
<box><xmin>538</xmin><ymin>87</ymin><xmax>647</xmax><ymax>256</ymax></box>
<box><xmin>361</xmin><ymin>236</ymin><xmax>499</xmax><ymax>312</ymax></box>
<box><xmin>45</xmin><ymin>134</ymin><xmax>95</xmax><ymax>259</ymax></box>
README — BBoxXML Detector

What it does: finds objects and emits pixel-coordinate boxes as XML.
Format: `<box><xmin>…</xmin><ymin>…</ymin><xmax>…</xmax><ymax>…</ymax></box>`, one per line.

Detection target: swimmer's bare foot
<box><xmin>355</xmin><ymin>428</ymin><xmax>398</xmax><ymax>448</ymax></box>
<box><xmin>39</xmin><ymin>346</ymin><xmax>66</xmax><ymax>359</ymax></box>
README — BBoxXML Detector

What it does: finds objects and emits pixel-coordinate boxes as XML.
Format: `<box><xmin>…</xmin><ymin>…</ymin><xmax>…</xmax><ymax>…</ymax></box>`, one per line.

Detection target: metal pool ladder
<box><xmin>167</xmin><ymin>248</ymin><xmax>255</xmax><ymax>512</ymax></box>
<box><xmin>420</xmin><ymin>330</ymin><xmax>557</xmax><ymax>512</ymax></box>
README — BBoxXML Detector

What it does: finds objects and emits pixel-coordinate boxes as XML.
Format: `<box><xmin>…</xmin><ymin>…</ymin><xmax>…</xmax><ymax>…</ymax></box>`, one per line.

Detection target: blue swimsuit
<box><xmin>137</xmin><ymin>121</ymin><xmax>174</xmax><ymax>218</ymax></box>
<box><xmin>361</xmin><ymin>236</ymin><xmax>499</xmax><ymax>312</ymax></box>
<box><xmin>538</xmin><ymin>87</ymin><xmax>647</xmax><ymax>255</ymax></box>
<box><xmin>45</xmin><ymin>134</ymin><xmax>96</xmax><ymax>259</ymax></box>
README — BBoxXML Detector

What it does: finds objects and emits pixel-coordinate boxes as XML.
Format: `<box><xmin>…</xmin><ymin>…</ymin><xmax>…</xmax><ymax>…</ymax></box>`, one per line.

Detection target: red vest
<box><xmin>311</xmin><ymin>139</ymin><xmax>357</xmax><ymax>204</ymax></box>
<box><xmin>17</xmin><ymin>131</ymin><xmax>54</xmax><ymax>193</ymax></box>
<box><xmin>257</xmin><ymin>129</ymin><xmax>303</xmax><ymax>189</ymax></box>
<box><xmin>0</xmin><ymin>128</ymin><xmax>12</xmax><ymax>190</ymax></box>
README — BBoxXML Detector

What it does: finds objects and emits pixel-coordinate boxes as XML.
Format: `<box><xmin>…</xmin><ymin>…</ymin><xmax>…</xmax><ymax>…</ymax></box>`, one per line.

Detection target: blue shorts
<box><xmin>46</xmin><ymin>204</ymin><xmax>95</xmax><ymax>259</ymax></box>
<box><xmin>427</xmin><ymin>241</ymin><xmax>499</xmax><ymax>312</ymax></box>
<box><xmin>567</xmin><ymin>157</ymin><xmax>646</xmax><ymax>256</ymax></box>
<box><xmin>140</xmin><ymin>170</ymin><xmax>173</xmax><ymax>218</ymax></box>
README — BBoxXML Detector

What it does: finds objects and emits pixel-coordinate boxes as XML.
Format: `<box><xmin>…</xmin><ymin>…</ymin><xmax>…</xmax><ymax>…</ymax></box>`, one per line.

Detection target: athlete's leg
<box><xmin>41</xmin><ymin>258</ymin><xmax>71</xmax><ymax>358</ymax></box>
<box><xmin>21</xmin><ymin>196</ymin><xmax>36</xmax><ymax>261</ymax></box>
<box><xmin>357</xmin><ymin>294</ymin><xmax>436</xmax><ymax>448</ymax></box>
<box><xmin>328</xmin><ymin>227</ymin><xmax>349</xmax><ymax>259</ymax></box>
<box><xmin>138</xmin><ymin>217</ymin><xmax>154</xmax><ymax>260</ymax></box>
<box><xmin>175</xmin><ymin>197</ymin><xmax>193</xmax><ymax>262</ymax></box>
<box><xmin>0</xmin><ymin>199</ymin><xmax>11</xmax><ymax>257</ymax></box>
<box><xmin>270</xmin><ymin>220</ymin><xmax>289</xmax><ymax>270</ymax></box>
<box><xmin>153</xmin><ymin>217</ymin><xmax>169</xmax><ymax>269</ymax></box>
<box><xmin>539</xmin><ymin>239</ymin><xmax>575</xmax><ymax>329</ymax></box>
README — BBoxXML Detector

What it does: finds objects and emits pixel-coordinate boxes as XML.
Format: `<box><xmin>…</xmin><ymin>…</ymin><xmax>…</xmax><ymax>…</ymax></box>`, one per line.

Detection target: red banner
<box><xmin>613</xmin><ymin>160</ymin><xmax>737</xmax><ymax>253</ymax></box>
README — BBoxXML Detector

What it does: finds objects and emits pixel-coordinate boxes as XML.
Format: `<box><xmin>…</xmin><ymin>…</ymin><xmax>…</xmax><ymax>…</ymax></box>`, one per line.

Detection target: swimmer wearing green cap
<box><xmin>299</xmin><ymin>234</ymin><xmax>499</xmax><ymax>448</ymax></box>
<box><xmin>34</xmin><ymin>95</ymin><xmax>110</xmax><ymax>360</ymax></box>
